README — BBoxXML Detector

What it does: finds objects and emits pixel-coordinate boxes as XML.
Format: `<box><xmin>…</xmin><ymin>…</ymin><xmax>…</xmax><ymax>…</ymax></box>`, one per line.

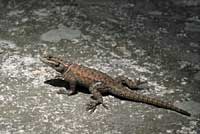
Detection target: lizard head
<box><xmin>40</xmin><ymin>53</ymin><xmax>69</xmax><ymax>73</ymax></box>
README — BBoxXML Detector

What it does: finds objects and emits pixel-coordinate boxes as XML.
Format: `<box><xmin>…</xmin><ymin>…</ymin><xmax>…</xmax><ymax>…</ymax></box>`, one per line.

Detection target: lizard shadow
<box><xmin>44</xmin><ymin>79</ymin><xmax>90</xmax><ymax>94</ymax></box>
<box><xmin>44</xmin><ymin>79</ymin><xmax>148</xmax><ymax>101</ymax></box>
<box><xmin>44</xmin><ymin>79</ymin><xmax>127</xmax><ymax>100</ymax></box>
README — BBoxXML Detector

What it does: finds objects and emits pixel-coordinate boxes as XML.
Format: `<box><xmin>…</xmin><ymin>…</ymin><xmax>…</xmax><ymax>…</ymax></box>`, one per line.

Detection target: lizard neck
<box><xmin>63</xmin><ymin>63</ymin><xmax>73</xmax><ymax>74</ymax></box>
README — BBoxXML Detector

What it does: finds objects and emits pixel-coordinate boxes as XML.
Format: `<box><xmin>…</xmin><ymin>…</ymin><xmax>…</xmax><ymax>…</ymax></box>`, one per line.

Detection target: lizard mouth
<box><xmin>40</xmin><ymin>56</ymin><xmax>60</xmax><ymax>67</ymax></box>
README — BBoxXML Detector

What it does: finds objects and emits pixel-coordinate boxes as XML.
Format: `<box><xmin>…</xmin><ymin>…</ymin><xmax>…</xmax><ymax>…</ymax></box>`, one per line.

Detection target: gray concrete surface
<box><xmin>0</xmin><ymin>0</ymin><xmax>200</xmax><ymax>133</ymax></box>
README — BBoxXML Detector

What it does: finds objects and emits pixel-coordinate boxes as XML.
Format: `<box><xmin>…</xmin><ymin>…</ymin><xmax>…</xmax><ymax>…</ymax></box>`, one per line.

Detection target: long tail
<box><xmin>110</xmin><ymin>87</ymin><xmax>191</xmax><ymax>116</ymax></box>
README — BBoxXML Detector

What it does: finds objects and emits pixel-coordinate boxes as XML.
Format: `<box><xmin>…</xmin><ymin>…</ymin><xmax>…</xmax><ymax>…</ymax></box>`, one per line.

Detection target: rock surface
<box><xmin>41</xmin><ymin>24</ymin><xmax>81</xmax><ymax>42</ymax></box>
<box><xmin>0</xmin><ymin>0</ymin><xmax>199</xmax><ymax>133</ymax></box>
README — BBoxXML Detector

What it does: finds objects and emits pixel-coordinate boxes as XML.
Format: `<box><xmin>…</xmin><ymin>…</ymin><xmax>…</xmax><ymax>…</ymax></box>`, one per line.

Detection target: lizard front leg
<box><xmin>57</xmin><ymin>81</ymin><xmax>77</xmax><ymax>95</ymax></box>
<box><xmin>86</xmin><ymin>82</ymin><xmax>108</xmax><ymax>113</ymax></box>
<box><xmin>115</xmin><ymin>75</ymin><xmax>147</xmax><ymax>90</ymax></box>
<box><xmin>57</xmin><ymin>72</ymin><xmax>77</xmax><ymax>96</ymax></box>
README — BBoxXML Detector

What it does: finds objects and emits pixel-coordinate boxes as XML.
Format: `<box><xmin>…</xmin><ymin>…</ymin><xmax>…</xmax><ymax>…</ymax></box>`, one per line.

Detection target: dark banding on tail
<box><xmin>140</xmin><ymin>95</ymin><xmax>191</xmax><ymax>116</ymax></box>
<box><xmin>111</xmin><ymin>88</ymin><xmax>191</xmax><ymax>116</ymax></box>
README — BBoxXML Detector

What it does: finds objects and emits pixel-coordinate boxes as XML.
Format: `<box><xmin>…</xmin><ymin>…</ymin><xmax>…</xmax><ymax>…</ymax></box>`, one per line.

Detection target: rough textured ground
<box><xmin>0</xmin><ymin>0</ymin><xmax>200</xmax><ymax>133</ymax></box>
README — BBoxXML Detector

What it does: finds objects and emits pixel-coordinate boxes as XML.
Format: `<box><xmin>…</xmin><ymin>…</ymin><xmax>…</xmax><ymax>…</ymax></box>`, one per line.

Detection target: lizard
<box><xmin>40</xmin><ymin>53</ymin><xmax>191</xmax><ymax>116</ymax></box>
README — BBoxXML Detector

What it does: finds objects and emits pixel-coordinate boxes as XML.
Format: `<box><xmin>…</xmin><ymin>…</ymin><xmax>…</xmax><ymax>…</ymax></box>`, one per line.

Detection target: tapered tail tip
<box><xmin>177</xmin><ymin>109</ymin><xmax>191</xmax><ymax>116</ymax></box>
<box><xmin>183</xmin><ymin>111</ymin><xmax>191</xmax><ymax>116</ymax></box>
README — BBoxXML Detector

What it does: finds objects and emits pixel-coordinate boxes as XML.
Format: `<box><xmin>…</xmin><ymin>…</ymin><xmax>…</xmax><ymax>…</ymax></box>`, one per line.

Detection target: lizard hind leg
<box><xmin>115</xmin><ymin>75</ymin><xmax>147</xmax><ymax>90</ymax></box>
<box><xmin>86</xmin><ymin>82</ymin><xmax>108</xmax><ymax>113</ymax></box>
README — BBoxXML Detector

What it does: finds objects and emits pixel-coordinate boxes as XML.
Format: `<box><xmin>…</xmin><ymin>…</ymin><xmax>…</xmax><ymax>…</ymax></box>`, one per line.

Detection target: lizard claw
<box><xmin>86</xmin><ymin>101</ymin><xmax>108</xmax><ymax>114</ymax></box>
<box><xmin>66</xmin><ymin>90</ymin><xmax>76</xmax><ymax>96</ymax></box>
<box><xmin>86</xmin><ymin>101</ymin><xmax>98</xmax><ymax>114</ymax></box>
<box><xmin>102</xmin><ymin>103</ymin><xmax>108</xmax><ymax>110</ymax></box>
<box><xmin>57</xmin><ymin>89</ymin><xmax>67</xmax><ymax>94</ymax></box>
<box><xmin>57</xmin><ymin>89</ymin><xmax>76</xmax><ymax>96</ymax></box>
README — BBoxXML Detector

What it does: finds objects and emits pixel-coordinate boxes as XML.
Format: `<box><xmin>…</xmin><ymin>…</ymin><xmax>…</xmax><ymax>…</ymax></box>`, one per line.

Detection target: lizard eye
<box><xmin>55</xmin><ymin>63</ymin><xmax>60</xmax><ymax>67</ymax></box>
<box><xmin>48</xmin><ymin>55</ymin><xmax>52</xmax><ymax>59</ymax></box>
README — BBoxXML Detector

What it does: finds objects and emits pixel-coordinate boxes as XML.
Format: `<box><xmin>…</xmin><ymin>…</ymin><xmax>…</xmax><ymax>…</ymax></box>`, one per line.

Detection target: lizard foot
<box><xmin>86</xmin><ymin>101</ymin><xmax>108</xmax><ymax>113</ymax></box>
<box><xmin>102</xmin><ymin>103</ymin><xmax>108</xmax><ymax>110</ymax></box>
<box><xmin>57</xmin><ymin>89</ymin><xmax>67</xmax><ymax>94</ymax></box>
<box><xmin>86</xmin><ymin>101</ymin><xmax>99</xmax><ymax>113</ymax></box>
<box><xmin>57</xmin><ymin>89</ymin><xmax>76</xmax><ymax>96</ymax></box>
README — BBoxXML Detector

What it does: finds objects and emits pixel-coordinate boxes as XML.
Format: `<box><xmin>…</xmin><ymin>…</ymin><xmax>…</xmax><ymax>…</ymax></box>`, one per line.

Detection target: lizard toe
<box><xmin>102</xmin><ymin>103</ymin><xmax>109</xmax><ymax>109</ymax></box>
<box><xmin>57</xmin><ymin>89</ymin><xmax>67</xmax><ymax>94</ymax></box>
<box><xmin>86</xmin><ymin>101</ymin><xmax>99</xmax><ymax>113</ymax></box>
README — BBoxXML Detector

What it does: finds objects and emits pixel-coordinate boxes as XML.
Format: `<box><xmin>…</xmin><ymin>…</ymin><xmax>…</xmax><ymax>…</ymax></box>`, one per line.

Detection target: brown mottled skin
<box><xmin>40</xmin><ymin>53</ymin><xmax>191</xmax><ymax>116</ymax></box>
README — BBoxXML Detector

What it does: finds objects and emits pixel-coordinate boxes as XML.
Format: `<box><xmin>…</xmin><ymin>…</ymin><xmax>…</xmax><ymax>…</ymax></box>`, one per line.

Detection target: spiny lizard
<box><xmin>40</xmin><ymin>53</ymin><xmax>191</xmax><ymax>116</ymax></box>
